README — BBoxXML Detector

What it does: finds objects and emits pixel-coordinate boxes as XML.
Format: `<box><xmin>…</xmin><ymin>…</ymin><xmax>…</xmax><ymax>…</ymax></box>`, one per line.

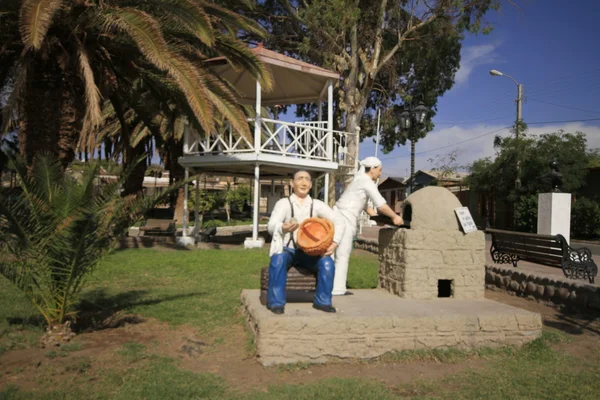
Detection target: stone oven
<box><xmin>378</xmin><ymin>186</ymin><xmax>485</xmax><ymax>300</ymax></box>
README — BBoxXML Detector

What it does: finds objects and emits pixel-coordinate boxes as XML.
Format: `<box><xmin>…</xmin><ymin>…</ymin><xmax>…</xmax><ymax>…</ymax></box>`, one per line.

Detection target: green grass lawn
<box><xmin>1</xmin><ymin>248</ymin><xmax>599</xmax><ymax>399</ymax></box>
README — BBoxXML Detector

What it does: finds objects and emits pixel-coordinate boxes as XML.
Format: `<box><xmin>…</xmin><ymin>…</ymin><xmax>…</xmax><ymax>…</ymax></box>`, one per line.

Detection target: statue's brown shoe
<box><xmin>313</xmin><ymin>304</ymin><xmax>336</xmax><ymax>313</ymax></box>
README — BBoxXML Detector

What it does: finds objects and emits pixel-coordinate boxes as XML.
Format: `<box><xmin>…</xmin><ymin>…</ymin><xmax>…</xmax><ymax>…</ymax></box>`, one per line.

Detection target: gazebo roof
<box><xmin>206</xmin><ymin>44</ymin><xmax>339</xmax><ymax>106</ymax></box>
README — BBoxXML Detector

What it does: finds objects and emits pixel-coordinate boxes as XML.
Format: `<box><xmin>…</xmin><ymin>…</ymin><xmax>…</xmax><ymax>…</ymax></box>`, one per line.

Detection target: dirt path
<box><xmin>1</xmin><ymin>290</ymin><xmax>599</xmax><ymax>393</ymax></box>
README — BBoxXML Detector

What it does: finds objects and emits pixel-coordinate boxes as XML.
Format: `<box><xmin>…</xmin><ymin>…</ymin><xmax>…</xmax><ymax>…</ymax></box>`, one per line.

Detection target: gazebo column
<box><xmin>183</xmin><ymin>168</ymin><xmax>188</xmax><ymax>236</ymax></box>
<box><xmin>252</xmin><ymin>164</ymin><xmax>261</xmax><ymax>239</ymax></box>
<box><xmin>177</xmin><ymin>167</ymin><xmax>195</xmax><ymax>247</ymax></box>
<box><xmin>245</xmin><ymin>80</ymin><xmax>265</xmax><ymax>249</ymax></box>
<box><xmin>193</xmin><ymin>174</ymin><xmax>200</xmax><ymax>237</ymax></box>
<box><xmin>177</xmin><ymin>119</ymin><xmax>195</xmax><ymax>247</ymax></box>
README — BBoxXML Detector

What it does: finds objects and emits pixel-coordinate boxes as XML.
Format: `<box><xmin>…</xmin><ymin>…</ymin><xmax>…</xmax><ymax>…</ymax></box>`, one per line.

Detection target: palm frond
<box><xmin>143</xmin><ymin>0</ymin><xmax>215</xmax><ymax>46</ymax></box>
<box><xmin>76</xmin><ymin>38</ymin><xmax>104</xmax><ymax>152</ymax></box>
<box><xmin>202</xmin><ymin>1</ymin><xmax>266</xmax><ymax>38</ymax></box>
<box><xmin>105</xmin><ymin>7</ymin><xmax>214</xmax><ymax>134</ymax></box>
<box><xmin>19</xmin><ymin>0</ymin><xmax>65</xmax><ymax>50</ymax></box>
<box><xmin>129</xmin><ymin>121</ymin><xmax>150</xmax><ymax>148</ymax></box>
<box><xmin>213</xmin><ymin>34</ymin><xmax>273</xmax><ymax>90</ymax></box>
<box><xmin>204</xmin><ymin>75</ymin><xmax>253</xmax><ymax>141</ymax></box>
<box><xmin>1</xmin><ymin>54</ymin><xmax>30</xmax><ymax>134</ymax></box>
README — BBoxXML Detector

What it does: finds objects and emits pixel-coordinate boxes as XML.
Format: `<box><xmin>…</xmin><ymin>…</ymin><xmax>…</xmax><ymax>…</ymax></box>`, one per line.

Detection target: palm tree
<box><xmin>0</xmin><ymin>154</ymin><xmax>185</xmax><ymax>345</ymax></box>
<box><xmin>0</xmin><ymin>0</ymin><xmax>271</xmax><ymax>168</ymax></box>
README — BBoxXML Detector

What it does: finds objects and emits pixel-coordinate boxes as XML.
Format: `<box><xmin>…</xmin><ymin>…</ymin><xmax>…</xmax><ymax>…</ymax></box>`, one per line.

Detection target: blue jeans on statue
<box><xmin>267</xmin><ymin>247</ymin><xmax>335</xmax><ymax>308</ymax></box>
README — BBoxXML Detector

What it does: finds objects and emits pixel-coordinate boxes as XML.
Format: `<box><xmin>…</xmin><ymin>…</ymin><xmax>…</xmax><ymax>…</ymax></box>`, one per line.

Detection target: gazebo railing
<box><xmin>184</xmin><ymin>119</ymin><xmax>355</xmax><ymax>167</ymax></box>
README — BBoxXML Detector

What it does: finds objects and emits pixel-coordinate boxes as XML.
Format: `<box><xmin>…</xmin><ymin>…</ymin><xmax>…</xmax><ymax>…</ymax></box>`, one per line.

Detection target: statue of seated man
<box><xmin>266</xmin><ymin>170</ymin><xmax>345</xmax><ymax>315</ymax></box>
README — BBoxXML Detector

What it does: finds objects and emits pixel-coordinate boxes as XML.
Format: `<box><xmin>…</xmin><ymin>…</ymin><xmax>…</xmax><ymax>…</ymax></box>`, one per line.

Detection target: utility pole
<box><xmin>515</xmin><ymin>83</ymin><xmax>523</xmax><ymax>189</ymax></box>
<box><xmin>490</xmin><ymin>69</ymin><xmax>523</xmax><ymax>192</ymax></box>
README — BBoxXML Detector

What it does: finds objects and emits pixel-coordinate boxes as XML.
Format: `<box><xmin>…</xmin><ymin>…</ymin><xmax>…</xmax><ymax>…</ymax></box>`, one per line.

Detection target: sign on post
<box><xmin>455</xmin><ymin>207</ymin><xmax>477</xmax><ymax>233</ymax></box>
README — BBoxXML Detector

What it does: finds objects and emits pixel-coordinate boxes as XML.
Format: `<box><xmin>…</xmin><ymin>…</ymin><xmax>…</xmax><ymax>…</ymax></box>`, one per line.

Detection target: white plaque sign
<box><xmin>455</xmin><ymin>207</ymin><xmax>477</xmax><ymax>233</ymax></box>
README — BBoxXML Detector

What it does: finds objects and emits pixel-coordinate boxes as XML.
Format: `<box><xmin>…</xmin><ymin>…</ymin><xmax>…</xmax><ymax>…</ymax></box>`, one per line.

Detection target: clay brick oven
<box><xmin>378</xmin><ymin>186</ymin><xmax>485</xmax><ymax>300</ymax></box>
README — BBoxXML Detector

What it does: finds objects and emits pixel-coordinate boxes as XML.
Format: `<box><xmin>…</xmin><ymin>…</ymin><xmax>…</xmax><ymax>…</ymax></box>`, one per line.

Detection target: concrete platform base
<box><xmin>241</xmin><ymin>289</ymin><xmax>542</xmax><ymax>366</ymax></box>
<box><xmin>244</xmin><ymin>237</ymin><xmax>265</xmax><ymax>249</ymax></box>
<box><xmin>176</xmin><ymin>236</ymin><xmax>195</xmax><ymax>247</ymax></box>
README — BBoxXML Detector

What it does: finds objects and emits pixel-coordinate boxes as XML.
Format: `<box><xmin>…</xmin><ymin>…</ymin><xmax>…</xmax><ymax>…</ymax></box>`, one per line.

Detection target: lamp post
<box><xmin>489</xmin><ymin>69</ymin><xmax>523</xmax><ymax>189</ymax></box>
<box><xmin>399</xmin><ymin>102</ymin><xmax>429</xmax><ymax>194</ymax></box>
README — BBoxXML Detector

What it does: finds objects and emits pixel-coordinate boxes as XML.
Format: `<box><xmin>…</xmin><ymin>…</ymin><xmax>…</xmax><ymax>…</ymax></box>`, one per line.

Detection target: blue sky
<box><xmin>358</xmin><ymin>0</ymin><xmax>600</xmax><ymax>178</ymax></box>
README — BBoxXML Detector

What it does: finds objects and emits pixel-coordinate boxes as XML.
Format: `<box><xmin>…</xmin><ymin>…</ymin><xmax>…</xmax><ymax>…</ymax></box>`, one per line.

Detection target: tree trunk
<box><xmin>20</xmin><ymin>61</ymin><xmax>62</xmax><ymax>167</ymax></box>
<box><xmin>341</xmin><ymin>77</ymin><xmax>372</xmax><ymax>186</ymax></box>
<box><xmin>40</xmin><ymin>321</ymin><xmax>76</xmax><ymax>348</ymax></box>
<box><xmin>122</xmin><ymin>141</ymin><xmax>148</xmax><ymax>197</ymax></box>
<box><xmin>174</xmin><ymin>187</ymin><xmax>186</xmax><ymax>227</ymax></box>
<box><xmin>104</xmin><ymin>137</ymin><xmax>111</xmax><ymax>160</ymax></box>
<box><xmin>19</xmin><ymin>59</ymin><xmax>83</xmax><ymax>169</ymax></box>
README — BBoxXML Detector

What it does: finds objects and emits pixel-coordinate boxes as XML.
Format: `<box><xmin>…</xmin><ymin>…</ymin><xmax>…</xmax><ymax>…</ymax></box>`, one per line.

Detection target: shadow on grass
<box><xmin>544</xmin><ymin>311</ymin><xmax>600</xmax><ymax>336</ymax></box>
<box><xmin>73</xmin><ymin>288</ymin><xmax>207</xmax><ymax>332</ymax></box>
<box><xmin>6</xmin><ymin>315</ymin><xmax>45</xmax><ymax>328</ymax></box>
<box><xmin>543</xmin><ymin>320</ymin><xmax>585</xmax><ymax>335</ymax></box>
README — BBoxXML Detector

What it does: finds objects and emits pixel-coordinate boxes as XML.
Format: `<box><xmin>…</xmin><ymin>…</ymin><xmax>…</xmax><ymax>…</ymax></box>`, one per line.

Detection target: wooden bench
<box><xmin>140</xmin><ymin>219</ymin><xmax>176</xmax><ymax>237</ymax></box>
<box><xmin>487</xmin><ymin>228</ymin><xmax>598</xmax><ymax>284</ymax></box>
<box><xmin>259</xmin><ymin>266</ymin><xmax>317</xmax><ymax>305</ymax></box>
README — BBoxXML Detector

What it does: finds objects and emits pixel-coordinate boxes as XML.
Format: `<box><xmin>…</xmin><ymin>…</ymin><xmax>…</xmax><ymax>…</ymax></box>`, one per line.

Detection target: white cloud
<box><xmin>368</xmin><ymin>123</ymin><xmax>600</xmax><ymax>178</ymax></box>
<box><xmin>455</xmin><ymin>44</ymin><xmax>502</xmax><ymax>85</ymax></box>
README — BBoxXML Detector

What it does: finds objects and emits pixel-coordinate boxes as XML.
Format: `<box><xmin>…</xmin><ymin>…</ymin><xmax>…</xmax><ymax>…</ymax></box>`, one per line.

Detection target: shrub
<box><xmin>514</xmin><ymin>195</ymin><xmax>538</xmax><ymax>233</ymax></box>
<box><xmin>0</xmin><ymin>155</ymin><xmax>181</xmax><ymax>340</ymax></box>
<box><xmin>203</xmin><ymin>219</ymin><xmax>226</xmax><ymax>228</ymax></box>
<box><xmin>571</xmin><ymin>197</ymin><xmax>600</xmax><ymax>239</ymax></box>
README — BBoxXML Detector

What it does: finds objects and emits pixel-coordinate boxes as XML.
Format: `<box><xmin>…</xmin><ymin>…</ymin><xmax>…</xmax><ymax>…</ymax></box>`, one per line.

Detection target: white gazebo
<box><xmin>178</xmin><ymin>44</ymin><xmax>358</xmax><ymax>248</ymax></box>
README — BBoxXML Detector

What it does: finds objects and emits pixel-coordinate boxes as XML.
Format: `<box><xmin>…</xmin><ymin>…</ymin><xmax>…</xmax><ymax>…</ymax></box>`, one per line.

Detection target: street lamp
<box><xmin>398</xmin><ymin>102</ymin><xmax>430</xmax><ymax>194</ymax></box>
<box><xmin>489</xmin><ymin>69</ymin><xmax>523</xmax><ymax>189</ymax></box>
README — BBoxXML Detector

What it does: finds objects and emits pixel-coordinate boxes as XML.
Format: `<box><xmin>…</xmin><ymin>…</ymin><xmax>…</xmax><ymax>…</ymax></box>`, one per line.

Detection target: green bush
<box><xmin>203</xmin><ymin>219</ymin><xmax>226</xmax><ymax>228</ymax></box>
<box><xmin>514</xmin><ymin>195</ymin><xmax>538</xmax><ymax>233</ymax></box>
<box><xmin>571</xmin><ymin>197</ymin><xmax>600</xmax><ymax>239</ymax></box>
<box><xmin>202</xmin><ymin>218</ymin><xmax>253</xmax><ymax>228</ymax></box>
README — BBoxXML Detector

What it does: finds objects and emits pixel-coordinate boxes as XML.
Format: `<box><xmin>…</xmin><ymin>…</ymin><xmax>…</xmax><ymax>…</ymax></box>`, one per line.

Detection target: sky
<box><xmin>352</xmin><ymin>0</ymin><xmax>600</xmax><ymax>178</ymax></box>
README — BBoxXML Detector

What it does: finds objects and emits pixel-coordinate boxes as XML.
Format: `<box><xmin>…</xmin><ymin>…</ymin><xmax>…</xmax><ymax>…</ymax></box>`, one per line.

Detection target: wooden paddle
<box><xmin>369</xmin><ymin>215</ymin><xmax>411</xmax><ymax>229</ymax></box>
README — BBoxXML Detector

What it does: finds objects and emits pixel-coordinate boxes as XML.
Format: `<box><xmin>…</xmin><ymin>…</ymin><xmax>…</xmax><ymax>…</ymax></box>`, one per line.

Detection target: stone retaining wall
<box><xmin>354</xmin><ymin>237</ymin><xmax>379</xmax><ymax>253</ymax></box>
<box><xmin>485</xmin><ymin>265</ymin><xmax>600</xmax><ymax>312</ymax></box>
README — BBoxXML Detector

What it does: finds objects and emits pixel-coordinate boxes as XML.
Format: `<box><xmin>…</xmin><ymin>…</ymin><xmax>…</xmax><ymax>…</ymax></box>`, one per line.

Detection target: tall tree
<box><xmin>251</xmin><ymin>0</ymin><xmax>504</xmax><ymax>178</ymax></box>
<box><xmin>0</xmin><ymin>0</ymin><xmax>271</xmax><ymax>168</ymax></box>
<box><xmin>466</xmin><ymin>130</ymin><xmax>595</xmax><ymax>228</ymax></box>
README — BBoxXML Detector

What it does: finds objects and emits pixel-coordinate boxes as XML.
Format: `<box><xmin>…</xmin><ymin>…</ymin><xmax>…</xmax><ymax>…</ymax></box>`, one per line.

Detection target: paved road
<box><xmin>572</xmin><ymin>241</ymin><xmax>600</xmax><ymax>256</ymax></box>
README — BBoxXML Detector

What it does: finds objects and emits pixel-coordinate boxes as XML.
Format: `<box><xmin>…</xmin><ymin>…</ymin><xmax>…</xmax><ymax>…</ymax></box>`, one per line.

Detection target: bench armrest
<box><xmin>566</xmin><ymin>245</ymin><xmax>593</xmax><ymax>263</ymax></box>
<box><xmin>562</xmin><ymin>244</ymin><xmax>597</xmax><ymax>283</ymax></box>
